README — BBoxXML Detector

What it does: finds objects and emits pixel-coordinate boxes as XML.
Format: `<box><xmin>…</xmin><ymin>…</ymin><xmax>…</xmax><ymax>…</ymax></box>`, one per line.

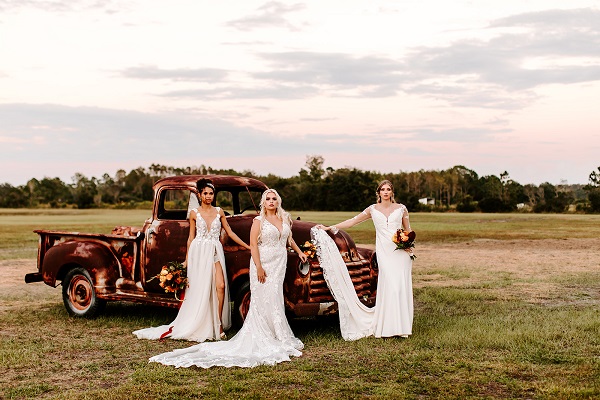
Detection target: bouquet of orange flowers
<box><xmin>299</xmin><ymin>240</ymin><xmax>318</xmax><ymax>260</ymax></box>
<box><xmin>392</xmin><ymin>229</ymin><xmax>417</xmax><ymax>260</ymax></box>
<box><xmin>148</xmin><ymin>261</ymin><xmax>188</xmax><ymax>300</ymax></box>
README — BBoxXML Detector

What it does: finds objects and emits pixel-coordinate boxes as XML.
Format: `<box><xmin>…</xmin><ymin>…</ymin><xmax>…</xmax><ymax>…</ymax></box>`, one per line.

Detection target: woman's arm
<box><xmin>220</xmin><ymin>209</ymin><xmax>251</xmax><ymax>250</ymax></box>
<box><xmin>249</xmin><ymin>219</ymin><xmax>267</xmax><ymax>283</ymax></box>
<box><xmin>184</xmin><ymin>210</ymin><xmax>197</xmax><ymax>267</ymax></box>
<box><xmin>288</xmin><ymin>234</ymin><xmax>308</xmax><ymax>263</ymax></box>
<box><xmin>317</xmin><ymin>207</ymin><xmax>371</xmax><ymax>233</ymax></box>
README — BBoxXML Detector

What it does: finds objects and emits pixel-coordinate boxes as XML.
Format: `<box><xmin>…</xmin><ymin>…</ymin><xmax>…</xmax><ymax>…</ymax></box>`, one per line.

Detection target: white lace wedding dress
<box><xmin>133</xmin><ymin>207</ymin><xmax>231</xmax><ymax>342</ymax></box>
<box><xmin>148</xmin><ymin>216</ymin><xmax>303</xmax><ymax>368</ymax></box>
<box><xmin>311</xmin><ymin>204</ymin><xmax>413</xmax><ymax>340</ymax></box>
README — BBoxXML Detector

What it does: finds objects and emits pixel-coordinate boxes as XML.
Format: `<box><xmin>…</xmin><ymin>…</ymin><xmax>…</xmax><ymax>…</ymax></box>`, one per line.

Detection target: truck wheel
<box><xmin>233</xmin><ymin>281</ymin><xmax>251</xmax><ymax>329</ymax></box>
<box><xmin>62</xmin><ymin>267</ymin><xmax>105</xmax><ymax>318</ymax></box>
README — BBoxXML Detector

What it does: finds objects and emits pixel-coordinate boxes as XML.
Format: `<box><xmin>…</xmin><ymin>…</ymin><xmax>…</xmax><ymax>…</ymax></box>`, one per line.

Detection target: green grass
<box><xmin>294</xmin><ymin>211</ymin><xmax>600</xmax><ymax>243</ymax></box>
<box><xmin>1</xmin><ymin>210</ymin><xmax>600</xmax><ymax>399</ymax></box>
<box><xmin>0</xmin><ymin>209</ymin><xmax>151</xmax><ymax>260</ymax></box>
<box><xmin>2</xmin><ymin>209</ymin><xmax>600</xmax><ymax>259</ymax></box>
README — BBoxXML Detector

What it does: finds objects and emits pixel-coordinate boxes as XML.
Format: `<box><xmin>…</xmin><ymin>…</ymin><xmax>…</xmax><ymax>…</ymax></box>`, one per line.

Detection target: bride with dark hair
<box><xmin>133</xmin><ymin>178</ymin><xmax>250</xmax><ymax>342</ymax></box>
<box><xmin>147</xmin><ymin>189</ymin><xmax>306</xmax><ymax>368</ymax></box>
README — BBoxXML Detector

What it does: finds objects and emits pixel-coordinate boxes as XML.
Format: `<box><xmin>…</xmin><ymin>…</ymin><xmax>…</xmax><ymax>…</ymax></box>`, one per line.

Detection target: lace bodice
<box><xmin>252</xmin><ymin>215</ymin><xmax>291</xmax><ymax>285</ymax></box>
<box><xmin>258</xmin><ymin>216</ymin><xmax>290</xmax><ymax>248</ymax></box>
<box><xmin>194</xmin><ymin>207</ymin><xmax>222</xmax><ymax>243</ymax></box>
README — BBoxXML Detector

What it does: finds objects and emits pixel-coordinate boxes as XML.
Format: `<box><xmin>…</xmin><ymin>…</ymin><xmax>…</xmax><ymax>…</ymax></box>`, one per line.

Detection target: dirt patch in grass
<box><xmin>0</xmin><ymin>258</ymin><xmax>38</xmax><ymax>287</ymax></box>
<box><xmin>413</xmin><ymin>237</ymin><xmax>600</xmax><ymax>306</ymax></box>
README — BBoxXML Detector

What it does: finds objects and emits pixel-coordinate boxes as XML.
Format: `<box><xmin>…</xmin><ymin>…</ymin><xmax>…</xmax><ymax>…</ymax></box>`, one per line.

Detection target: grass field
<box><xmin>1</xmin><ymin>209</ymin><xmax>599</xmax><ymax>399</ymax></box>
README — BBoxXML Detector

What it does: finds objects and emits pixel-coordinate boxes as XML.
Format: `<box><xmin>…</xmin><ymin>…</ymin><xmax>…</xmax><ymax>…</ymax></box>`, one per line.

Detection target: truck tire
<box><xmin>232</xmin><ymin>281</ymin><xmax>251</xmax><ymax>329</ymax></box>
<box><xmin>62</xmin><ymin>267</ymin><xmax>106</xmax><ymax>318</ymax></box>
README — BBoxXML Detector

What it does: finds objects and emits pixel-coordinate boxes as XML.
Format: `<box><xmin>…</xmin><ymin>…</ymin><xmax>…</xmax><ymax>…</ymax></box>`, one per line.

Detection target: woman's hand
<box><xmin>256</xmin><ymin>266</ymin><xmax>267</xmax><ymax>283</ymax></box>
<box><xmin>315</xmin><ymin>224</ymin><xmax>329</xmax><ymax>230</ymax></box>
<box><xmin>298</xmin><ymin>252</ymin><xmax>308</xmax><ymax>263</ymax></box>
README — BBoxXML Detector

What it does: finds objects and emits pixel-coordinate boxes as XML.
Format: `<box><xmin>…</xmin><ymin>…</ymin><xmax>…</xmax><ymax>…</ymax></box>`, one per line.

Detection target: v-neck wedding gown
<box><xmin>147</xmin><ymin>215</ymin><xmax>303</xmax><ymax>368</ymax></box>
<box><xmin>311</xmin><ymin>204</ymin><xmax>413</xmax><ymax>340</ymax></box>
<box><xmin>133</xmin><ymin>207</ymin><xmax>231</xmax><ymax>342</ymax></box>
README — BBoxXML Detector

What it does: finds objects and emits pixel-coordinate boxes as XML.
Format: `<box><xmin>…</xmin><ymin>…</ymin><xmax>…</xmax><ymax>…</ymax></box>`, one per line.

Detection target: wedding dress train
<box><xmin>147</xmin><ymin>216</ymin><xmax>303</xmax><ymax>368</ymax></box>
<box><xmin>310</xmin><ymin>203</ymin><xmax>413</xmax><ymax>340</ymax></box>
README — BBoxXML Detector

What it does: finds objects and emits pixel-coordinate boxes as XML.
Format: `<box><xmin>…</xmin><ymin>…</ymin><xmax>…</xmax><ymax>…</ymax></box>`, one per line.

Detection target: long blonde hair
<box><xmin>258</xmin><ymin>189</ymin><xmax>291</xmax><ymax>242</ymax></box>
<box><xmin>376</xmin><ymin>180</ymin><xmax>396</xmax><ymax>203</ymax></box>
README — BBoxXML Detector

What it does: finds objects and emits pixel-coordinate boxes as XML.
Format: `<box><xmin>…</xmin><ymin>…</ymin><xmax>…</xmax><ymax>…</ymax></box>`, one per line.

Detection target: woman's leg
<box><xmin>214</xmin><ymin>261</ymin><xmax>226</xmax><ymax>334</ymax></box>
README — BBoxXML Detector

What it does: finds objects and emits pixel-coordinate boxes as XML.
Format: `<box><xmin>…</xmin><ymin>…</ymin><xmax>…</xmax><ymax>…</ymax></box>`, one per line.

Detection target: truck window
<box><xmin>158</xmin><ymin>189</ymin><xmax>193</xmax><ymax>220</ymax></box>
<box><xmin>238</xmin><ymin>190</ymin><xmax>262</xmax><ymax>214</ymax></box>
<box><xmin>216</xmin><ymin>191</ymin><xmax>233</xmax><ymax>215</ymax></box>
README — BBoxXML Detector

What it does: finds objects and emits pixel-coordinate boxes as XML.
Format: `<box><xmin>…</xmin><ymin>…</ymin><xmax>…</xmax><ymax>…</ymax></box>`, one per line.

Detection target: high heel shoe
<box><xmin>220</xmin><ymin>331</ymin><xmax>227</xmax><ymax>340</ymax></box>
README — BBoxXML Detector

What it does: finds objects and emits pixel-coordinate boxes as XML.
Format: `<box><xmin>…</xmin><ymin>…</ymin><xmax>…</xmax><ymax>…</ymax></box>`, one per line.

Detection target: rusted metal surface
<box><xmin>26</xmin><ymin>175</ymin><xmax>378</xmax><ymax>319</ymax></box>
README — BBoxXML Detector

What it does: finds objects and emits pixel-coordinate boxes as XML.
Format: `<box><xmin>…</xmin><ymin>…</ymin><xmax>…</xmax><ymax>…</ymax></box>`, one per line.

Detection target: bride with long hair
<box><xmin>315</xmin><ymin>179</ymin><xmax>414</xmax><ymax>339</ymax></box>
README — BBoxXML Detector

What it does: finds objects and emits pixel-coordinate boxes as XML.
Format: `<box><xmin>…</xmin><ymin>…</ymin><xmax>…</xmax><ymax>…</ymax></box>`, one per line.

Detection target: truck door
<box><xmin>143</xmin><ymin>187</ymin><xmax>195</xmax><ymax>292</ymax></box>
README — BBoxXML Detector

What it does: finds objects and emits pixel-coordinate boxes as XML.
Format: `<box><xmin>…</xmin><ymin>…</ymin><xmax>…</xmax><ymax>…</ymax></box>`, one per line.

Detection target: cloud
<box><xmin>156</xmin><ymin>52</ymin><xmax>406</xmax><ymax>100</ymax></box>
<box><xmin>0</xmin><ymin>103</ymin><xmax>275</xmax><ymax>160</ymax></box>
<box><xmin>0</xmin><ymin>0</ymin><xmax>127</xmax><ymax>13</ymax></box>
<box><xmin>490</xmin><ymin>8</ymin><xmax>600</xmax><ymax>30</ymax></box>
<box><xmin>120</xmin><ymin>65</ymin><xmax>230</xmax><ymax>82</ymax></box>
<box><xmin>255</xmin><ymin>52</ymin><xmax>406</xmax><ymax>87</ymax></box>
<box><xmin>226</xmin><ymin>1</ymin><xmax>306</xmax><ymax>31</ymax></box>
<box><xmin>308</xmin><ymin>125</ymin><xmax>508</xmax><ymax>145</ymax></box>
<box><xmin>120</xmin><ymin>7</ymin><xmax>600</xmax><ymax>109</ymax></box>
<box><xmin>401</xmin><ymin>8</ymin><xmax>600</xmax><ymax>106</ymax></box>
<box><xmin>162</xmin><ymin>83</ymin><xmax>319</xmax><ymax>100</ymax></box>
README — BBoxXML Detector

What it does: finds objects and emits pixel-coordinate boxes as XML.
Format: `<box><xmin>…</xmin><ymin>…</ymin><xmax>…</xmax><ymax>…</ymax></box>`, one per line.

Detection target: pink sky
<box><xmin>1</xmin><ymin>1</ymin><xmax>599</xmax><ymax>186</ymax></box>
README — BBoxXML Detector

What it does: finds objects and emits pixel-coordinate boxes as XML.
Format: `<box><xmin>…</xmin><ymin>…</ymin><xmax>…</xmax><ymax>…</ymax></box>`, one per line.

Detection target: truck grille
<box><xmin>308</xmin><ymin>259</ymin><xmax>372</xmax><ymax>302</ymax></box>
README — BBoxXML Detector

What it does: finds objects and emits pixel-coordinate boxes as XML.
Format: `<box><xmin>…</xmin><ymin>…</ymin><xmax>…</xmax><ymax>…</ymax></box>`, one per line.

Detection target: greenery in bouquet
<box><xmin>147</xmin><ymin>261</ymin><xmax>188</xmax><ymax>300</ymax></box>
<box><xmin>392</xmin><ymin>229</ymin><xmax>417</xmax><ymax>260</ymax></box>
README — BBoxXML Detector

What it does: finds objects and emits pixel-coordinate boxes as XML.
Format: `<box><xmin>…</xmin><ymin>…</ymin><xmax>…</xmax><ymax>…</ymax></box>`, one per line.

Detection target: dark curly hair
<box><xmin>197</xmin><ymin>178</ymin><xmax>215</xmax><ymax>192</ymax></box>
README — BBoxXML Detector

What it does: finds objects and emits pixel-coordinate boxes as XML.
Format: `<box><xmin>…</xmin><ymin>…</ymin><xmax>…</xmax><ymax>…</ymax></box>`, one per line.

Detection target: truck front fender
<box><xmin>41</xmin><ymin>240</ymin><xmax>120</xmax><ymax>294</ymax></box>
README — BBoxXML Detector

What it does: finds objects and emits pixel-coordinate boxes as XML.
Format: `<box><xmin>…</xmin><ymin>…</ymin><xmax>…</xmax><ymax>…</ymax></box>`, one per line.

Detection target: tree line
<box><xmin>1</xmin><ymin>157</ymin><xmax>599</xmax><ymax>213</ymax></box>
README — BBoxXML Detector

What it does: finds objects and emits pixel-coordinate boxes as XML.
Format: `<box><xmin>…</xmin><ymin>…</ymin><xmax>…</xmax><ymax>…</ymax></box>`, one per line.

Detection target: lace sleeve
<box><xmin>401</xmin><ymin>205</ymin><xmax>411</xmax><ymax>230</ymax></box>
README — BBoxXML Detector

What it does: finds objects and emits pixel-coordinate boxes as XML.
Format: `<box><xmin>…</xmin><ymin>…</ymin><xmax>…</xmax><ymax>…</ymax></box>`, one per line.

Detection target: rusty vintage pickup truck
<box><xmin>25</xmin><ymin>175</ymin><xmax>378</xmax><ymax>326</ymax></box>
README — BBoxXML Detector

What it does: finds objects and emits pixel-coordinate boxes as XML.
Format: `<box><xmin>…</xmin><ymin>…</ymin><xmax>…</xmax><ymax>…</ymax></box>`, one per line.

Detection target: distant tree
<box><xmin>533</xmin><ymin>182</ymin><xmax>573</xmax><ymax>213</ymax></box>
<box><xmin>300</xmin><ymin>155</ymin><xmax>325</xmax><ymax>183</ymax></box>
<box><xmin>477</xmin><ymin>175</ymin><xmax>510</xmax><ymax>212</ymax></box>
<box><xmin>324</xmin><ymin>168</ymin><xmax>377</xmax><ymax>211</ymax></box>
<box><xmin>584</xmin><ymin>166</ymin><xmax>600</xmax><ymax>212</ymax></box>
<box><xmin>71</xmin><ymin>173</ymin><xmax>97</xmax><ymax>209</ymax></box>
<box><xmin>37</xmin><ymin>177</ymin><xmax>72</xmax><ymax>207</ymax></box>
<box><xmin>0</xmin><ymin>183</ymin><xmax>28</xmax><ymax>207</ymax></box>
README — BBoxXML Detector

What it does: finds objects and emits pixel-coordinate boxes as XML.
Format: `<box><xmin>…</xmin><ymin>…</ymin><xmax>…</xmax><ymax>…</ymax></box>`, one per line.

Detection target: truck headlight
<box><xmin>298</xmin><ymin>260</ymin><xmax>310</xmax><ymax>276</ymax></box>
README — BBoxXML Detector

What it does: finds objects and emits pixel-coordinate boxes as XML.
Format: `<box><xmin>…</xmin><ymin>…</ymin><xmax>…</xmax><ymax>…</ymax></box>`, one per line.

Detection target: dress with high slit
<box><xmin>133</xmin><ymin>207</ymin><xmax>231</xmax><ymax>342</ymax></box>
